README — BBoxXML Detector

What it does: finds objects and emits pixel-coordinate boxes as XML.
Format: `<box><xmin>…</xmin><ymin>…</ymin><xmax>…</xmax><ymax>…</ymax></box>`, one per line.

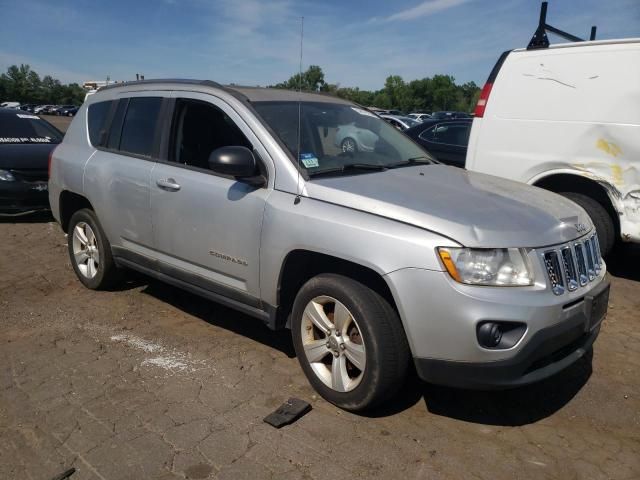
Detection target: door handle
<box><xmin>156</xmin><ymin>178</ymin><xmax>181</xmax><ymax>192</ymax></box>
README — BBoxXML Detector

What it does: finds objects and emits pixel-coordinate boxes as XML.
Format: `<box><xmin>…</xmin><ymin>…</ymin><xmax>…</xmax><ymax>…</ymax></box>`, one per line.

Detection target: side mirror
<box><xmin>208</xmin><ymin>146</ymin><xmax>258</xmax><ymax>178</ymax></box>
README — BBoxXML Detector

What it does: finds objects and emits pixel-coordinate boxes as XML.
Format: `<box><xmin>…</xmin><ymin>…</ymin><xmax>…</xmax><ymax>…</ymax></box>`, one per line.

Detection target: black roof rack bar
<box><xmin>527</xmin><ymin>2</ymin><xmax>597</xmax><ymax>50</ymax></box>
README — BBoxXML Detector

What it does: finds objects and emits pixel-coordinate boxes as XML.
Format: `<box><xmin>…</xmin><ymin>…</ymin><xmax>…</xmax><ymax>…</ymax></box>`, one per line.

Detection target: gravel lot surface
<box><xmin>1</xmin><ymin>115</ymin><xmax>638</xmax><ymax>479</ymax></box>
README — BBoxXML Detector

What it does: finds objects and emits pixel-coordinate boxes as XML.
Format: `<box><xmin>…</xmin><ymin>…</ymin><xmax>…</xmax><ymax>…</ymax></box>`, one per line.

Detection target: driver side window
<box><xmin>171</xmin><ymin>99</ymin><xmax>252</xmax><ymax>170</ymax></box>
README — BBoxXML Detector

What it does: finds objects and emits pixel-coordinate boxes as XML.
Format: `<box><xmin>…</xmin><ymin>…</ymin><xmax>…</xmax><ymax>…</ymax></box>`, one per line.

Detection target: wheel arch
<box><xmin>59</xmin><ymin>190</ymin><xmax>94</xmax><ymax>233</ymax></box>
<box><xmin>531</xmin><ymin>171</ymin><xmax>621</xmax><ymax>235</ymax></box>
<box><xmin>274</xmin><ymin>249</ymin><xmax>398</xmax><ymax>330</ymax></box>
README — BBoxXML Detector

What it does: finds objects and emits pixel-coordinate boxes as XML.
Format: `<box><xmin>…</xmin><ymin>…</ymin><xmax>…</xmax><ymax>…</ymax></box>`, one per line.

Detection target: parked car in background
<box><xmin>0</xmin><ymin>108</ymin><xmax>62</xmax><ymax>215</ymax></box>
<box><xmin>42</xmin><ymin>105</ymin><xmax>60</xmax><ymax>115</ymax></box>
<box><xmin>49</xmin><ymin>80</ymin><xmax>608</xmax><ymax>411</ymax></box>
<box><xmin>33</xmin><ymin>105</ymin><xmax>52</xmax><ymax>115</ymax></box>
<box><xmin>404</xmin><ymin>118</ymin><xmax>472</xmax><ymax>167</ymax></box>
<box><xmin>56</xmin><ymin>105</ymin><xmax>79</xmax><ymax>116</ymax></box>
<box><xmin>54</xmin><ymin>105</ymin><xmax>78</xmax><ymax>116</ymax></box>
<box><xmin>431</xmin><ymin>111</ymin><xmax>471</xmax><ymax>120</ymax></box>
<box><xmin>19</xmin><ymin>104</ymin><xmax>36</xmax><ymax>113</ymax></box>
<box><xmin>466</xmin><ymin>38</ymin><xmax>640</xmax><ymax>256</ymax></box>
<box><xmin>408</xmin><ymin>113</ymin><xmax>432</xmax><ymax>122</ymax></box>
<box><xmin>0</xmin><ymin>102</ymin><xmax>21</xmax><ymax>109</ymax></box>
<box><xmin>335</xmin><ymin>122</ymin><xmax>379</xmax><ymax>153</ymax></box>
<box><xmin>379</xmin><ymin>114</ymin><xmax>421</xmax><ymax>131</ymax></box>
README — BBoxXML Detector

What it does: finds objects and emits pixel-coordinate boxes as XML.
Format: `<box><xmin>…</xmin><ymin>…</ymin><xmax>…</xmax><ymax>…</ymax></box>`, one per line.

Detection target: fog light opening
<box><xmin>476</xmin><ymin>321</ymin><xmax>527</xmax><ymax>350</ymax></box>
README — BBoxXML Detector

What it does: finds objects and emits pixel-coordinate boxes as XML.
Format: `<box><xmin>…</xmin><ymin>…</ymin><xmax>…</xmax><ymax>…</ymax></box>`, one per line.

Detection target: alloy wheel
<box><xmin>72</xmin><ymin>222</ymin><xmax>99</xmax><ymax>279</ymax></box>
<box><xmin>300</xmin><ymin>295</ymin><xmax>366</xmax><ymax>392</ymax></box>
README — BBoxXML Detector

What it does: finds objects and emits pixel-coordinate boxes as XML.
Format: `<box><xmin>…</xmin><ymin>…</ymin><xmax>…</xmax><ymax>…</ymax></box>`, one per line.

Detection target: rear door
<box><xmin>83</xmin><ymin>94</ymin><xmax>164</xmax><ymax>253</ymax></box>
<box><xmin>149</xmin><ymin>92</ymin><xmax>270</xmax><ymax>303</ymax></box>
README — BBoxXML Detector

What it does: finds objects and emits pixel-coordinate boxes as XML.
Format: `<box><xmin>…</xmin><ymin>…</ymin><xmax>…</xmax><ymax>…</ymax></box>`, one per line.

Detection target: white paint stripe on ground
<box><xmin>109</xmin><ymin>333</ymin><xmax>208</xmax><ymax>373</ymax></box>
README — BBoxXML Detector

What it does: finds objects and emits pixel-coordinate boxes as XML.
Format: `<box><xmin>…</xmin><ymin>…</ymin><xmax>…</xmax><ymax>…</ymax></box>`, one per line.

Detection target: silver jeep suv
<box><xmin>49</xmin><ymin>80</ymin><xmax>609</xmax><ymax>411</ymax></box>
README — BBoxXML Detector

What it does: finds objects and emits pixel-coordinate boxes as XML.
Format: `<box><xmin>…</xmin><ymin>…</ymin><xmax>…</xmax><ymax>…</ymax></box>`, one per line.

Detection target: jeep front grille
<box><xmin>542</xmin><ymin>234</ymin><xmax>602</xmax><ymax>295</ymax></box>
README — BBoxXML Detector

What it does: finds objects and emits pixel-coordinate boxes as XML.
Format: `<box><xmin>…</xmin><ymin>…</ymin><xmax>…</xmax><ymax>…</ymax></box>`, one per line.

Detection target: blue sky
<box><xmin>1</xmin><ymin>0</ymin><xmax>638</xmax><ymax>89</ymax></box>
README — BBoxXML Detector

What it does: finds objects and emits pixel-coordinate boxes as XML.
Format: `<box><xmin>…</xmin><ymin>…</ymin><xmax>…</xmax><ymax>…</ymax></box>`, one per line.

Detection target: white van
<box><xmin>466</xmin><ymin>38</ymin><xmax>640</xmax><ymax>255</ymax></box>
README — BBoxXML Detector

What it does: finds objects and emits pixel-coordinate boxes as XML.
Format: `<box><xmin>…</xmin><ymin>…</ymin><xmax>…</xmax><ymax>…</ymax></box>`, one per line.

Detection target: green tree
<box><xmin>273</xmin><ymin>65</ymin><xmax>326</xmax><ymax>92</ymax></box>
<box><xmin>272</xmin><ymin>65</ymin><xmax>481</xmax><ymax>114</ymax></box>
<box><xmin>0</xmin><ymin>64</ymin><xmax>86</xmax><ymax>105</ymax></box>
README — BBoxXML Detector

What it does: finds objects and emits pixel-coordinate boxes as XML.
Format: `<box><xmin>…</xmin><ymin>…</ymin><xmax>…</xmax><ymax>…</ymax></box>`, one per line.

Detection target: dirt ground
<box><xmin>0</xmin><ymin>116</ymin><xmax>638</xmax><ymax>479</ymax></box>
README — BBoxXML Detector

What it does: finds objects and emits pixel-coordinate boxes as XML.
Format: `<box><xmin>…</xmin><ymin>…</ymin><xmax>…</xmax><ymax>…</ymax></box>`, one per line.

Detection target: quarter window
<box><xmin>119</xmin><ymin>97</ymin><xmax>162</xmax><ymax>157</ymax></box>
<box><xmin>87</xmin><ymin>100</ymin><xmax>112</xmax><ymax>147</ymax></box>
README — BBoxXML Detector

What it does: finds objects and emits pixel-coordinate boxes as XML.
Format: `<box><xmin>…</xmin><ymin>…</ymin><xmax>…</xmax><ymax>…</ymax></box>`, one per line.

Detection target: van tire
<box><xmin>560</xmin><ymin>192</ymin><xmax>615</xmax><ymax>256</ymax></box>
<box><xmin>68</xmin><ymin>209</ymin><xmax>120</xmax><ymax>290</ymax></box>
<box><xmin>291</xmin><ymin>273</ymin><xmax>410</xmax><ymax>411</ymax></box>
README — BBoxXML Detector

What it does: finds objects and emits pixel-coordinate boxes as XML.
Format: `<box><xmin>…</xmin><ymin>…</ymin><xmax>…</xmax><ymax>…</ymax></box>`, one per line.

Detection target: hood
<box><xmin>304</xmin><ymin>165</ymin><xmax>592</xmax><ymax>248</ymax></box>
<box><xmin>0</xmin><ymin>143</ymin><xmax>57</xmax><ymax>169</ymax></box>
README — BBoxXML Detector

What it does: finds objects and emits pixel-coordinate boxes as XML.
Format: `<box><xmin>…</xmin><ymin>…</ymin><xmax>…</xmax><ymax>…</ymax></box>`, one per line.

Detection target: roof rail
<box><xmin>98</xmin><ymin>78</ymin><xmax>223</xmax><ymax>91</ymax></box>
<box><xmin>527</xmin><ymin>1</ymin><xmax>597</xmax><ymax>50</ymax></box>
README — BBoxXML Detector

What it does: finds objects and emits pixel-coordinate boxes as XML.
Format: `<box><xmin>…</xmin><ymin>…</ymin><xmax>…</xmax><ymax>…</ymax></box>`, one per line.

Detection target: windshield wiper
<box><xmin>307</xmin><ymin>163</ymin><xmax>387</xmax><ymax>177</ymax></box>
<box><xmin>387</xmin><ymin>156</ymin><xmax>439</xmax><ymax>168</ymax></box>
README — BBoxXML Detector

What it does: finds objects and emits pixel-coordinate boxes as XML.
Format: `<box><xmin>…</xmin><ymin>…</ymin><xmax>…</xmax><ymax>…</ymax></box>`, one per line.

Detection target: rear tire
<box><xmin>68</xmin><ymin>208</ymin><xmax>120</xmax><ymax>289</ymax></box>
<box><xmin>560</xmin><ymin>192</ymin><xmax>615</xmax><ymax>256</ymax></box>
<box><xmin>291</xmin><ymin>273</ymin><xmax>410</xmax><ymax>411</ymax></box>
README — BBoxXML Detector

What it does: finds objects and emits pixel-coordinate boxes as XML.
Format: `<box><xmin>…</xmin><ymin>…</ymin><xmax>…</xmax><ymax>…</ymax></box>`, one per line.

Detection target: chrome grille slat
<box><xmin>543</xmin><ymin>233</ymin><xmax>602</xmax><ymax>295</ymax></box>
<box><xmin>560</xmin><ymin>247</ymin><xmax>578</xmax><ymax>291</ymax></box>
<box><xmin>574</xmin><ymin>242</ymin><xmax>588</xmax><ymax>286</ymax></box>
<box><xmin>584</xmin><ymin>239</ymin><xmax>596</xmax><ymax>280</ymax></box>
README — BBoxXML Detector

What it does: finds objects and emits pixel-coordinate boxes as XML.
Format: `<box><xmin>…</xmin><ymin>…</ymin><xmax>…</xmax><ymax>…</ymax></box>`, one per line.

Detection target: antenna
<box><xmin>294</xmin><ymin>16</ymin><xmax>304</xmax><ymax>205</ymax></box>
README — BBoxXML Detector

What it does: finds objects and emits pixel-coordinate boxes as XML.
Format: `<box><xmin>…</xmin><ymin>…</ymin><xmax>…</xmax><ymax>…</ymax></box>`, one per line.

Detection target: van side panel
<box><xmin>467</xmin><ymin>42</ymin><xmax>640</xmax><ymax>242</ymax></box>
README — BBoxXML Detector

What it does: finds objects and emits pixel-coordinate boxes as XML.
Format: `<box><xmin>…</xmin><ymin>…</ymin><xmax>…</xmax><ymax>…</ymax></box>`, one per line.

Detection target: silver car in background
<box><xmin>49</xmin><ymin>80</ymin><xmax>609</xmax><ymax>411</ymax></box>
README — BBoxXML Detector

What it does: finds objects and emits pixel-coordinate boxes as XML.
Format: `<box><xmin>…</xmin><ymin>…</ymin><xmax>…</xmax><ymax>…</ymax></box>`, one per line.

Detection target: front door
<box><xmin>150</xmin><ymin>93</ymin><xmax>270</xmax><ymax>303</ymax></box>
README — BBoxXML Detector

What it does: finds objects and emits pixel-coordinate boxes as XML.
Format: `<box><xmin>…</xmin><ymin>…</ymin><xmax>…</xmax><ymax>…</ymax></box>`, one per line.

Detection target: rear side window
<box><xmin>119</xmin><ymin>97</ymin><xmax>162</xmax><ymax>157</ymax></box>
<box><xmin>87</xmin><ymin>101</ymin><xmax>112</xmax><ymax>147</ymax></box>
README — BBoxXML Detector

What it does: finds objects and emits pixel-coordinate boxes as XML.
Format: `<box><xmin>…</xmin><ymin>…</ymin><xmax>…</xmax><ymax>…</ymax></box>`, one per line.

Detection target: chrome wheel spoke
<box><xmin>333</xmin><ymin>301</ymin><xmax>350</xmax><ymax>333</ymax></box>
<box><xmin>331</xmin><ymin>355</ymin><xmax>349</xmax><ymax>391</ymax></box>
<box><xmin>303</xmin><ymin>339</ymin><xmax>330</xmax><ymax>363</ymax></box>
<box><xmin>304</xmin><ymin>301</ymin><xmax>332</xmax><ymax>335</ymax></box>
<box><xmin>74</xmin><ymin>250</ymin><xmax>89</xmax><ymax>264</ymax></box>
<box><xmin>73</xmin><ymin>225</ymin><xmax>89</xmax><ymax>247</ymax></box>
<box><xmin>87</xmin><ymin>259</ymin><xmax>95</xmax><ymax>278</ymax></box>
<box><xmin>344</xmin><ymin>341</ymin><xmax>365</xmax><ymax>371</ymax></box>
<box><xmin>86</xmin><ymin>227</ymin><xmax>96</xmax><ymax>247</ymax></box>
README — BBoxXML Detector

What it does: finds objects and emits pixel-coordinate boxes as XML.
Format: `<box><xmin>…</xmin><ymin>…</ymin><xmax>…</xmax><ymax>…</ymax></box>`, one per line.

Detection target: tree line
<box><xmin>272</xmin><ymin>65</ymin><xmax>480</xmax><ymax>113</ymax></box>
<box><xmin>0</xmin><ymin>64</ymin><xmax>86</xmax><ymax>105</ymax></box>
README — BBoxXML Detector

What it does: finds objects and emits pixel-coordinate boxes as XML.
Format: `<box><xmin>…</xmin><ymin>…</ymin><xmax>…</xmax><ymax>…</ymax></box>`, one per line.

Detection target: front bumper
<box><xmin>385</xmin><ymin>264</ymin><xmax>608</xmax><ymax>389</ymax></box>
<box><xmin>0</xmin><ymin>181</ymin><xmax>50</xmax><ymax>215</ymax></box>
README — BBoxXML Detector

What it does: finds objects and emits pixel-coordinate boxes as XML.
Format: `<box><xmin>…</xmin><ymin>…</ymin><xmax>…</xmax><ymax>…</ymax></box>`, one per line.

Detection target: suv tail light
<box><xmin>474</xmin><ymin>82</ymin><xmax>493</xmax><ymax>118</ymax></box>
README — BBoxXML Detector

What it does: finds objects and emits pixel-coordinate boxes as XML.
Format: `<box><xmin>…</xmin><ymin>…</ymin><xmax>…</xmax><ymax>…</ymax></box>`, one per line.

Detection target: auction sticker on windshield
<box><xmin>300</xmin><ymin>153</ymin><xmax>319</xmax><ymax>168</ymax></box>
<box><xmin>17</xmin><ymin>114</ymin><xmax>41</xmax><ymax>120</ymax></box>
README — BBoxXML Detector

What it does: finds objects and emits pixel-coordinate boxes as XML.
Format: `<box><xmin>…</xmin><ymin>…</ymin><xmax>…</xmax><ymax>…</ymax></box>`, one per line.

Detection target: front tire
<box><xmin>291</xmin><ymin>273</ymin><xmax>410</xmax><ymax>411</ymax></box>
<box><xmin>68</xmin><ymin>209</ymin><xmax>120</xmax><ymax>289</ymax></box>
<box><xmin>560</xmin><ymin>192</ymin><xmax>616</xmax><ymax>256</ymax></box>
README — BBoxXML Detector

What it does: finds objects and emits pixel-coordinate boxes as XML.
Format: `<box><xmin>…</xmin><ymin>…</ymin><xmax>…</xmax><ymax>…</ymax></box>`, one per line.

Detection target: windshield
<box><xmin>0</xmin><ymin>113</ymin><xmax>63</xmax><ymax>144</ymax></box>
<box><xmin>252</xmin><ymin>101</ymin><xmax>434</xmax><ymax>176</ymax></box>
